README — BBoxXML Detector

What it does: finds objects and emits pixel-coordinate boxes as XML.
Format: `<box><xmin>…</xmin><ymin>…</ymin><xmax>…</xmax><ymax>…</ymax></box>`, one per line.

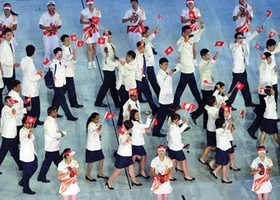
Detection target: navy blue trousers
<box><xmin>20</xmin><ymin>156</ymin><xmax>38</xmax><ymax>191</ymax></box>
<box><xmin>38</xmin><ymin>151</ymin><xmax>59</xmax><ymax>180</ymax></box>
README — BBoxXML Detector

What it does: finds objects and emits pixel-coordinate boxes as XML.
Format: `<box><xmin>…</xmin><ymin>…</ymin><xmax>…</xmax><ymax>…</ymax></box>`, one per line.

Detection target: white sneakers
<box><xmin>88</xmin><ymin>61</ymin><xmax>96</xmax><ymax>69</ymax></box>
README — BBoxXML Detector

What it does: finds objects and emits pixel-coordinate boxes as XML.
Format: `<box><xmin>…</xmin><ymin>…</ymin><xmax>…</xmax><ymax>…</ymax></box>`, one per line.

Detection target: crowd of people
<box><xmin>0</xmin><ymin>0</ymin><xmax>278</xmax><ymax>199</ymax></box>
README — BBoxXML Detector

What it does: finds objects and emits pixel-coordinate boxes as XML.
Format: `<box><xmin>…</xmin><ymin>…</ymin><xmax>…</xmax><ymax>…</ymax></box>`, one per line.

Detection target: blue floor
<box><xmin>0</xmin><ymin>0</ymin><xmax>280</xmax><ymax>199</ymax></box>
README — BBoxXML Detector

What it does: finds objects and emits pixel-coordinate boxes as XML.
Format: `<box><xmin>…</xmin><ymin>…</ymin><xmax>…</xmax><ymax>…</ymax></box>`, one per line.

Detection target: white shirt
<box><xmin>263</xmin><ymin>95</ymin><xmax>277</xmax><ymax>120</ymax></box>
<box><xmin>62</xmin><ymin>45</ymin><xmax>76</xmax><ymax>77</ymax></box>
<box><xmin>8</xmin><ymin>90</ymin><xmax>27</xmax><ymax>126</ymax></box>
<box><xmin>135</xmin><ymin>50</ymin><xmax>145</xmax><ymax>81</ymax></box>
<box><xmin>122</xmin><ymin>98</ymin><xmax>141</xmax><ymax>122</ymax></box>
<box><xmin>232</xmin><ymin>4</ymin><xmax>253</xmax><ymax>28</ymax></box>
<box><xmin>230</xmin><ymin>31</ymin><xmax>258</xmax><ymax>73</ymax></box>
<box><xmin>86</xmin><ymin>122</ymin><xmax>101</xmax><ymax>151</ymax></box>
<box><xmin>39</xmin><ymin>11</ymin><xmax>62</xmax><ymax>33</ymax></box>
<box><xmin>167</xmin><ymin>122</ymin><xmax>188</xmax><ymax>151</ymax></box>
<box><xmin>115</xmin><ymin>60</ymin><xmax>137</xmax><ymax>91</ymax></box>
<box><xmin>215</xmin><ymin>128</ymin><xmax>231</xmax><ymax>151</ymax></box>
<box><xmin>123</xmin><ymin>7</ymin><xmax>146</xmax><ymax>26</ymax></box>
<box><xmin>131</xmin><ymin>118</ymin><xmax>151</xmax><ymax>146</ymax></box>
<box><xmin>181</xmin><ymin>7</ymin><xmax>201</xmax><ymax>34</ymax></box>
<box><xmin>100</xmin><ymin>39</ymin><xmax>118</xmax><ymax>71</ymax></box>
<box><xmin>157</xmin><ymin>68</ymin><xmax>174</xmax><ymax>104</ymax></box>
<box><xmin>141</xmin><ymin>34</ymin><xmax>156</xmax><ymax>66</ymax></box>
<box><xmin>21</xmin><ymin>56</ymin><xmax>41</xmax><ymax>97</ymax></box>
<box><xmin>0</xmin><ymin>14</ymin><xmax>17</xmax><ymax>28</ymax></box>
<box><xmin>177</xmin><ymin>28</ymin><xmax>205</xmax><ymax>74</ymax></box>
<box><xmin>1</xmin><ymin>105</ymin><xmax>17</xmax><ymax>138</ymax></box>
<box><xmin>150</xmin><ymin>155</ymin><xmax>173</xmax><ymax>175</ymax></box>
<box><xmin>264</xmin><ymin>44</ymin><xmax>280</xmax><ymax>85</ymax></box>
<box><xmin>19</xmin><ymin>127</ymin><xmax>37</xmax><ymax>162</ymax></box>
<box><xmin>81</xmin><ymin>7</ymin><xmax>101</xmax><ymax>29</ymax></box>
<box><xmin>0</xmin><ymin>39</ymin><xmax>15</xmax><ymax>78</ymax></box>
<box><xmin>117</xmin><ymin>132</ymin><xmax>132</xmax><ymax>157</ymax></box>
<box><xmin>198</xmin><ymin>58</ymin><xmax>216</xmax><ymax>91</ymax></box>
<box><xmin>50</xmin><ymin>58</ymin><xmax>66</xmax><ymax>87</ymax></box>
<box><xmin>212</xmin><ymin>90</ymin><xmax>228</xmax><ymax>108</ymax></box>
<box><xmin>44</xmin><ymin>116</ymin><xmax>64</xmax><ymax>152</ymax></box>
<box><xmin>258</xmin><ymin>59</ymin><xmax>272</xmax><ymax>95</ymax></box>
<box><xmin>205</xmin><ymin>105</ymin><xmax>219</xmax><ymax>132</ymax></box>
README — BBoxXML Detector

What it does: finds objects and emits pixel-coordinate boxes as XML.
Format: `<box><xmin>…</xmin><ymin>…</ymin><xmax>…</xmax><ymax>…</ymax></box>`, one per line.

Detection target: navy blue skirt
<box><xmin>260</xmin><ymin>118</ymin><xmax>278</xmax><ymax>134</ymax></box>
<box><xmin>114</xmin><ymin>154</ymin><xmax>133</xmax><ymax>169</ymax></box>
<box><xmin>167</xmin><ymin>148</ymin><xmax>186</xmax><ymax>161</ymax></box>
<box><xmin>132</xmin><ymin>145</ymin><xmax>147</xmax><ymax>156</ymax></box>
<box><xmin>207</xmin><ymin>130</ymin><xmax>216</xmax><ymax>147</ymax></box>
<box><xmin>216</xmin><ymin>148</ymin><xmax>229</xmax><ymax>165</ymax></box>
<box><xmin>85</xmin><ymin>149</ymin><xmax>105</xmax><ymax>163</ymax></box>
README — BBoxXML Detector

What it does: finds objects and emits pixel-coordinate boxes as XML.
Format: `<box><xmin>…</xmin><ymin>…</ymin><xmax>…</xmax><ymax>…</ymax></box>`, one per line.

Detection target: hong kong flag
<box><xmin>26</xmin><ymin>116</ymin><xmax>37</xmax><ymax>124</ymax></box>
<box><xmin>187</xmin><ymin>104</ymin><xmax>196</xmax><ymax>111</ymax></box>
<box><xmin>43</xmin><ymin>58</ymin><xmax>50</xmax><ymax>66</ymax></box>
<box><xmin>25</xmin><ymin>96</ymin><xmax>31</xmax><ymax>104</ymax></box>
<box><xmin>240</xmin><ymin>109</ymin><xmax>245</xmax><ymax>119</ymax></box>
<box><xmin>7</xmin><ymin>99</ymin><xmax>18</xmax><ymax>105</ymax></box>
<box><xmin>222</xmin><ymin>105</ymin><xmax>231</xmax><ymax>114</ymax></box>
<box><xmin>266</xmin><ymin>10</ymin><xmax>272</xmax><ymax>18</ymax></box>
<box><xmin>97</xmin><ymin>37</ymin><xmax>106</xmax><ymax>44</ymax></box>
<box><xmin>214</xmin><ymin>41</ymin><xmax>224</xmax><ymax>47</ymax></box>
<box><xmin>181</xmin><ymin>102</ymin><xmax>195</xmax><ymax>111</ymax></box>
<box><xmin>129</xmin><ymin>88</ymin><xmax>138</xmax><ymax>96</ymax></box>
<box><xmin>76</xmin><ymin>40</ymin><xmax>84</xmax><ymax>47</ymax></box>
<box><xmin>236</xmin><ymin>82</ymin><xmax>244</xmax><ymax>90</ymax></box>
<box><xmin>189</xmin><ymin>10</ymin><xmax>195</xmax><ymax>19</ymax></box>
<box><xmin>70</xmin><ymin>34</ymin><xmax>77</xmax><ymax>42</ymax></box>
<box><xmin>118</xmin><ymin>125</ymin><xmax>126</xmax><ymax>135</ymax></box>
<box><xmin>259</xmin><ymin>87</ymin><xmax>265</xmax><ymax>93</ymax></box>
<box><xmin>254</xmin><ymin>42</ymin><xmax>260</xmax><ymax>49</ymax></box>
<box><xmin>152</xmin><ymin>118</ymin><xmax>158</xmax><ymax>126</ymax></box>
<box><xmin>104</xmin><ymin>112</ymin><xmax>115</xmax><ymax>119</ymax></box>
<box><xmin>91</xmin><ymin>16</ymin><xmax>99</xmax><ymax>25</ymax></box>
<box><xmin>164</xmin><ymin>45</ymin><xmax>174</xmax><ymax>56</ymax></box>
<box><xmin>268</xmin><ymin>29</ymin><xmax>276</xmax><ymax>38</ymax></box>
<box><xmin>157</xmin><ymin>13</ymin><xmax>162</xmax><ymax>20</ymax></box>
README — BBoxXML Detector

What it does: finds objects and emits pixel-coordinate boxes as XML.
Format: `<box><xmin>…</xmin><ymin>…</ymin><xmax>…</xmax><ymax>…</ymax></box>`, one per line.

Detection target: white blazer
<box><xmin>20</xmin><ymin>127</ymin><xmax>37</xmax><ymax>162</ymax></box>
<box><xmin>0</xmin><ymin>39</ymin><xmax>15</xmax><ymax>78</ymax></box>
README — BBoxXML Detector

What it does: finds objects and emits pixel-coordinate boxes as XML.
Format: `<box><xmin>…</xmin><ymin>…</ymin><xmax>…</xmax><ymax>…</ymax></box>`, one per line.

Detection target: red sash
<box><xmin>127</xmin><ymin>25</ymin><xmax>145</xmax><ymax>34</ymax></box>
<box><xmin>190</xmin><ymin>23</ymin><xmax>198</xmax><ymax>32</ymax></box>
<box><xmin>83</xmin><ymin>26</ymin><xmax>99</xmax><ymax>41</ymax></box>
<box><xmin>43</xmin><ymin>29</ymin><xmax>58</xmax><ymax>36</ymax></box>
<box><xmin>236</xmin><ymin>23</ymin><xmax>251</xmax><ymax>33</ymax></box>
<box><xmin>253</xmin><ymin>174</ymin><xmax>270</xmax><ymax>192</ymax></box>
<box><xmin>60</xmin><ymin>176</ymin><xmax>77</xmax><ymax>194</ymax></box>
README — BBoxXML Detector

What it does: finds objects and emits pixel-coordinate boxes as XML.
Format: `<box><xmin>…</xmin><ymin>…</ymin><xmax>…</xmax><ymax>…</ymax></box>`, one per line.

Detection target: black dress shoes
<box><xmin>94</xmin><ymin>103</ymin><xmax>108</xmax><ymax>107</ymax></box>
<box><xmin>36</xmin><ymin>120</ymin><xmax>44</xmax><ymax>125</ymax></box>
<box><xmin>105</xmin><ymin>181</ymin><xmax>114</xmax><ymax>190</ymax></box>
<box><xmin>152</xmin><ymin>132</ymin><xmax>166</xmax><ymax>137</ymax></box>
<box><xmin>184</xmin><ymin>177</ymin><xmax>195</xmax><ymax>181</ymax></box>
<box><xmin>229</xmin><ymin>166</ymin><xmax>241</xmax><ymax>171</ymax></box>
<box><xmin>67</xmin><ymin>117</ymin><xmax>78</xmax><ymax>121</ymax></box>
<box><xmin>71</xmin><ymin>104</ymin><xmax>84</xmax><ymax>108</ymax></box>
<box><xmin>247</xmin><ymin>129</ymin><xmax>257</xmax><ymax>140</ymax></box>
<box><xmin>97</xmin><ymin>175</ymin><xmax>109</xmax><ymax>180</ymax></box>
<box><xmin>245</xmin><ymin>102</ymin><xmax>258</xmax><ymax>107</ymax></box>
<box><xmin>23</xmin><ymin>189</ymin><xmax>36</xmax><ymax>195</ymax></box>
<box><xmin>37</xmin><ymin>178</ymin><xmax>50</xmax><ymax>183</ymax></box>
<box><xmin>56</xmin><ymin>114</ymin><xmax>63</xmax><ymax>118</ymax></box>
<box><xmin>18</xmin><ymin>181</ymin><xmax>23</xmax><ymax>187</ymax></box>
<box><xmin>221</xmin><ymin>179</ymin><xmax>232</xmax><ymax>184</ymax></box>
<box><xmin>85</xmin><ymin>176</ymin><xmax>96</xmax><ymax>182</ymax></box>
<box><xmin>132</xmin><ymin>182</ymin><xmax>142</xmax><ymax>186</ymax></box>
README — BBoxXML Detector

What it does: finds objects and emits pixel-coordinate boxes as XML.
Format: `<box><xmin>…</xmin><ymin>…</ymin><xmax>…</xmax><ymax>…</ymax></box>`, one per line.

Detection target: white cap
<box><xmin>47</xmin><ymin>1</ymin><xmax>55</xmax><ymax>6</ymax></box>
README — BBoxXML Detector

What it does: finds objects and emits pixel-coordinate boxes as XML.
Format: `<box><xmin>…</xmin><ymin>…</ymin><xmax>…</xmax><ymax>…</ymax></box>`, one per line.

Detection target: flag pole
<box><xmin>229</xmin><ymin>82</ymin><xmax>238</xmax><ymax>94</ymax></box>
<box><xmin>101</xmin><ymin>113</ymin><xmax>106</xmax><ymax>125</ymax></box>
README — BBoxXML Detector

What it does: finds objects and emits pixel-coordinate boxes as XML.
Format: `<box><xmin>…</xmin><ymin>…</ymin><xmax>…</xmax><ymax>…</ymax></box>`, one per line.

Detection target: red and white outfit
<box><xmin>181</xmin><ymin>6</ymin><xmax>201</xmax><ymax>43</ymax></box>
<box><xmin>232</xmin><ymin>3</ymin><xmax>253</xmax><ymax>63</ymax></box>
<box><xmin>58</xmin><ymin>159</ymin><xmax>80</xmax><ymax>196</ymax></box>
<box><xmin>251</xmin><ymin>156</ymin><xmax>273</xmax><ymax>194</ymax></box>
<box><xmin>150</xmin><ymin>156</ymin><xmax>173</xmax><ymax>195</ymax></box>
<box><xmin>39</xmin><ymin>11</ymin><xmax>62</xmax><ymax>61</ymax></box>
<box><xmin>0</xmin><ymin>13</ymin><xmax>17</xmax><ymax>45</ymax></box>
<box><xmin>123</xmin><ymin>6</ymin><xmax>146</xmax><ymax>50</ymax></box>
<box><xmin>81</xmin><ymin>7</ymin><xmax>101</xmax><ymax>43</ymax></box>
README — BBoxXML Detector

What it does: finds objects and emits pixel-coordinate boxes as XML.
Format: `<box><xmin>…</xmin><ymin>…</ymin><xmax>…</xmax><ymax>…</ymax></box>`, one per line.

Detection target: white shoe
<box><xmin>88</xmin><ymin>62</ymin><xmax>92</xmax><ymax>69</ymax></box>
<box><xmin>91</xmin><ymin>61</ymin><xmax>96</xmax><ymax>69</ymax></box>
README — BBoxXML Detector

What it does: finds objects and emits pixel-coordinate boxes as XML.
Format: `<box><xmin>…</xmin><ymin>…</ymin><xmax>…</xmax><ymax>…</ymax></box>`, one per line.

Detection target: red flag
<box><xmin>26</xmin><ymin>116</ymin><xmax>37</xmax><ymax>124</ymax></box>
<box><xmin>91</xmin><ymin>16</ymin><xmax>99</xmax><ymax>25</ymax></box>
<box><xmin>187</xmin><ymin>104</ymin><xmax>195</xmax><ymax>111</ymax></box>
<box><xmin>129</xmin><ymin>88</ymin><xmax>138</xmax><ymax>96</ymax></box>
<box><xmin>214</xmin><ymin>41</ymin><xmax>224</xmax><ymax>47</ymax></box>
<box><xmin>259</xmin><ymin>87</ymin><xmax>265</xmax><ymax>93</ymax></box>
<box><xmin>236</xmin><ymin>82</ymin><xmax>244</xmax><ymax>90</ymax></box>
<box><xmin>181</xmin><ymin>102</ymin><xmax>187</xmax><ymax>110</ymax></box>
<box><xmin>118</xmin><ymin>125</ymin><xmax>126</xmax><ymax>135</ymax></box>
<box><xmin>203</xmin><ymin>80</ymin><xmax>212</xmax><ymax>85</ymax></box>
<box><xmin>7</xmin><ymin>99</ymin><xmax>18</xmax><ymax>105</ymax></box>
<box><xmin>189</xmin><ymin>10</ymin><xmax>195</xmax><ymax>19</ymax></box>
<box><xmin>104</xmin><ymin>112</ymin><xmax>115</xmax><ymax>119</ymax></box>
<box><xmin>181</xmin><ymin>102</ymin><xmax>195</xmax><ymax>111</ymax></box>
<box><xmin>222</xmin><ymin>105</ymin><xmax>231</xmax><ymax>114</ymax></box>
<box><xmin>254</xmin><ymin>42</ymin><xmax>260</xmax><ymax>49</ymax></box>
<box><xmin>76</xmin><ymin>40</ymin><xmax>84</xmax><ymax>47</ymax></box>
<box><xmin>25</xmin><ymin>96</ymin><xmax>31</xmax><ymax>104</ymax></box>
<box><xmin>97</xmin><ymin>37</ymin><xmax>106</xmax><ymax>44</ymax></box>
<box><xmin>70</xmin><ymin>34</ymin><xmax>77</xmax><ymax>42</ymax></box>
<box><xmin>157</xmin><ymin>14</ymin><xmax>162</xmax><ymax>20</ymax></box>
<box><xmin>164</xmin><ymin>45</ymin><xmax>174</xmax><ymax>56</ymax></box>
<box><xmin>152</xmin><ymin>118</ymin><xmax>158</xmax><ymax>126</ymax></box>
<box><xmin>268</xmin><ymin>29</ymin><xmax>276</xmax><ymax>38</ymax></box>
<box><xmin>43</xmin><ymin>58</ymin><xmax>50</xmax><ymax>66</ymax></box>
<box><xmin>266</xmin><ymin>10</ymin><xmax>272</xmax><ymax>18</ymax></box>
<box><xmin>240</xmin><ymin>109</ymin><xmax>245</xmax><ymax>119</ymax></box>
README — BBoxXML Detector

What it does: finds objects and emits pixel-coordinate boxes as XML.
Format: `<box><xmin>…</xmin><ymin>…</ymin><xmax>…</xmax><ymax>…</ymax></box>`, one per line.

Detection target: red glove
<box><xmin>258</xmin><ymin>163</ymin><xmax>265</xmax><ymax>175</ymax></box>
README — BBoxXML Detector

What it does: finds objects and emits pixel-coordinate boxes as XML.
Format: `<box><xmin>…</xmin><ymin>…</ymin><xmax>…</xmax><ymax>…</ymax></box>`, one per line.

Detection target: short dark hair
<box><xmin>103</xmin><ymin>31</ymin><xmax>112</xmax><ymax>36</ymax></box>
<box><xmin>200</xmin><ymin>48</ymin><xmax>209</xmax><ymax>58</ymax></box>
<box><xmin>182</xmin><ymin>25</ymin><xmax>191</xmax><ymax>34</ymax></box>
<box><xmin>171</xmin><ymin>113</ymin><xmax>180</xmax><ymax>122</ymax></box>
<box><xmin>127</xmin><ymin>50</ymin><xmax>136</xmax><ymax>59</ymax></box>
<box><xmin>47</xmin><ymin>106</ymin><xmax>57</xmax><ymax>116</ymax></box>
<box><xmin>60</xmin><ymin>34</ymin><xmax>69</xmax><ymax>42</ymax></box>
<box><xmin>12</xmin><ymin>79</ymin><xmax>21</xmax><ymax>89</ymax></box>
<box><xmin>266</xmin><ymin>39</ymin><xmax>276</xmax><ymax>48</ymax></box>
<box><xmin>53</xmin><ymin>47</ymin><xmax>63</xmax><ymax>55</ymax></box>
<box><xmin>26</xmin><ymin>45</ymin><xmax>35</xmax><ymax>56</ymax></box>
<box><xmin>206</xmin><ymin>95</ymin><xmax>216</xmax><ymax>106</ymax></box>
<box><xmin>214</xmin><ymin>81</ymin><xmax>225</xmax><ymax>91</ymax></box>
<box><xmin>215</xmin><ymin>118</ymin><xmax>225</xmax><ymax>129</ymax></box>
<box><xmin>263</xmin><ymin>52</ymin><xmax>272</xmax><ymax>59</ymax></box>
<box><xmin>142</xmin><ymin>26</ymin><xmax>149</xmax><ymax>35</ymax></box>
<box><xmin>3</xmin><ymin>27</ymin><xmax>12</xmax><ymax>35</ymax></box>
<box><xmin>130</xmin><ymin>0</ymin><xmax>138</xmax><ymax>3</ymax></box>
<box><xmin>136</xmin><ymin>41</ymin><xmax>145</xmax><ymax>48</ymax></box>
<box><xmin>264</xmin><ymin>86</ymin><xmax>272</xmax><ymax>96</ymax></box>
<box><xmin>123</xmin><ymin>120</ymin><xmax>133</xmax><ymax>130</ymax></box>
<box><xmin>234</xmin><ymin>32</ymin><xmax>243</xmax><ymax>39</ymax></box>
<box><xmin>168</xmin><ymin>104</ymin><xmax>180</xmax><ymax>116</ymax></box>
<box><xmin>159</xmin><ymin>57</ymin><xmax>168</xmax><ymax>65</ymax></box>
